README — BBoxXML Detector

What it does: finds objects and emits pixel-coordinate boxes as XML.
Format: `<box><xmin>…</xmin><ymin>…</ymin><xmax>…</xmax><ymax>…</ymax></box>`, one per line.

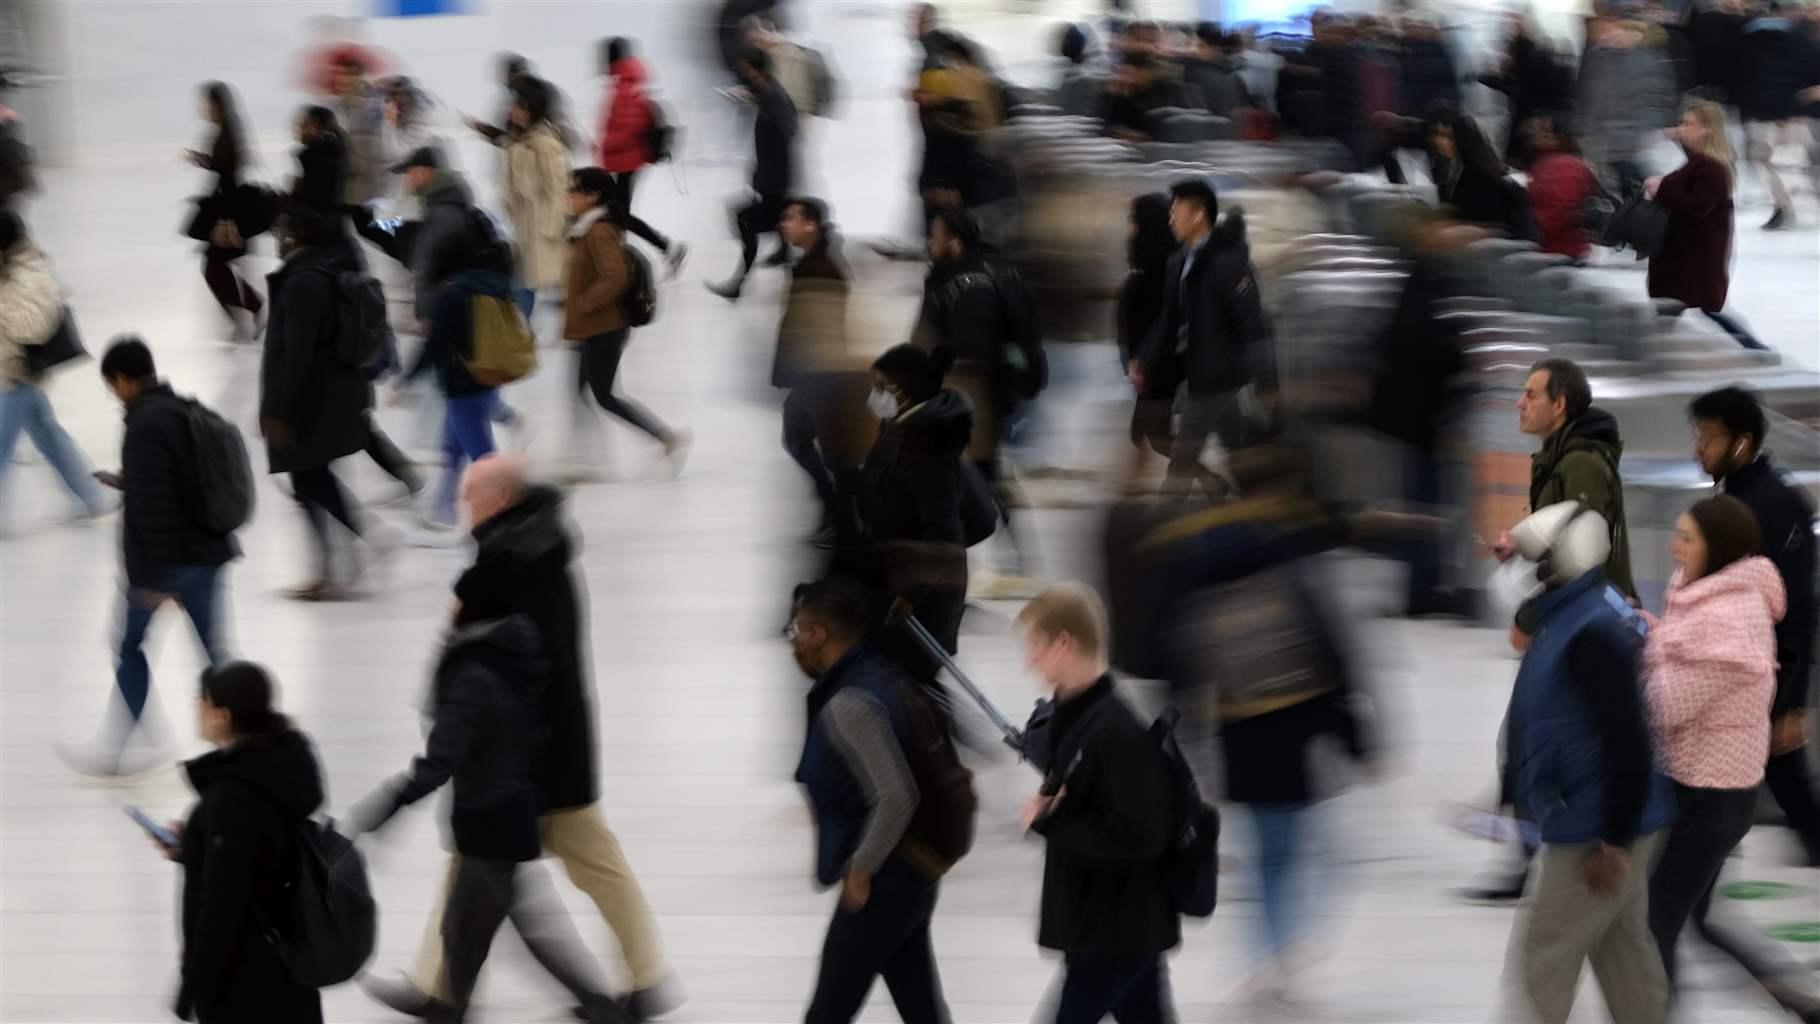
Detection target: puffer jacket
<box><xmin>0</xmin><ymin>243</ymin><xmax>61</xmax><ymax>386</ymax></box>
<box><xmin>598</xmin><ymin>57</ymin><xmax>654</xmax><ymax>173</ymax></box>
<box><xmin>1643</xmin><ymin>558</ymin><xmax>1784</xmax><ymax>789</ymax></box>
<box><xmin>504</xmin><ymin>121</ymin><xmax>571</xmax><ymax>289</ymax></box>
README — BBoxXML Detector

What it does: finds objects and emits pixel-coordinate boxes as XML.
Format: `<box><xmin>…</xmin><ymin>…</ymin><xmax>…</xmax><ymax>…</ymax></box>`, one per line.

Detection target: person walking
<box><xmin>187</xmin><ymin>82</ymin><xmax>264</xmax><ymax>340</ymax></box>
<box><xmin>1128</xmin><ymin>178</ymin><xmax>1272</xmax><ymax>497</ymax></box>
<box><xmin>1689</xmin><ymin>386</ymin><xmax>1820</xmax><ymax>867</ymax></box>
<box><xmin>1645</xmin><ymin>102</ymin><xmax>1768</xmax><ymax>350</ymax></box>
<box><xmin>706</xmin><ymin>48</ymin><xmax>798</xmax><ymax>301</ymax></box>
<box><xmin>786</xmin><ymin>576</ymin><xmax>959</xmax><ymax>1024</ymax></box>
<box><xmin>1523</xmin><ymin>116</ymin><xmax>1598</xmax><ymax>262</ymax></box>
<box><xmin>290</xmin><ymin>105</ymin><xmax>349</xmax><ymax>216</ymax></box>
<box><xmin>772</xmin><ymin>196</ymin><xmax>849</xmax><ymax>543</ymax></box>
<box><xmin>1116</xmin><ymin>193</ymin><xmax>1177</xmax><ymax>481</ymax></box>
<box><xmin>1501</xmin><ymin>501</ymin><xmax>1676</xmax><ymax>1024</ymax></box>
<box><xmin>0</xmin><ymin>211</ymin><xmax>110</xmax><ymax>529</ymax></box>
<box><xmin>348</xmin><ymin>610</ymin><xmax>627</xmax><ymax>1024</ymax></box>
<box><xmin>57</xmin><ymin>337</ymin><xmax>236</xmax><ymax>778</ymax></box>
<box><xmin>331</xmin><ymin>54</ymin><xmax>386</xmax><ymax>207</ymax></box>
<box><xmin>161</xmin><ymin>662</ymin><xmax>325</xmax><ymax>1024</ymax></box>
<box><xmin>1641</xmin><ymin>496</ymin><xmax>1820</xmax><ymax>1020</ymax></box>
<box><xmin>0</xmin><ymin>71</ymin><xmax>36</xmax><ymax>212</ymax></box>
<box><xmin>503</xmin><ymin>77</ymin><xmax>572</xmax><ymax>322</ymax></box>
<box><xmin>596</xmin><ymin>37</ymin><xmax>687</xmax><ymax>276</ymax></box>
<box><xmin>561</xmin><ymin>167</ymin><xmax>689</xmax><ymax>479</ymax></box>
<box><xmin>361</xmin><ymin>456</ymin><xmax>681</xmax><ymax>1024</ymax></box>
<box><xmin>261</xmin><ymin>207</ymin><xmax>386</xmax><ymax>599</ymax></box>
<box><xmin>1017</xmin><ymin>585</ymin><xmax>1180</xmax><ymax>1024</ymax></box>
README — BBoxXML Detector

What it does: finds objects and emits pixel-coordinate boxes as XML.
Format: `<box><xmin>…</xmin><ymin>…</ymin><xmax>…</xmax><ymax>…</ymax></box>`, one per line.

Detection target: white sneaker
<box><xmin>661</xmin><ymin>430</ymin><xmax>693</xmax><ymax>479</ymax></box>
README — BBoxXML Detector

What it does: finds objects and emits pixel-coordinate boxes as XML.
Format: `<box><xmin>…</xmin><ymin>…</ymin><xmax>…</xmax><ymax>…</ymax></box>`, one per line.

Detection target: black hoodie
<box><xmin>455</xmin><ymin>486</ymin><xmax>598</xmax><ymax>811</ymax></box>
<box><xmin>352</xmin><ymin>616</ymin><xmax>549</xmax><ymax>861</ymax></box>
<box><xmin>860</xmin><ymin>388</ymin><xmax>974</xmax><ymax>550</ymax></box>
<box><xmin>179</xmin><ymin>729</ymin><xmax>325</xmax><ymax>1024</ymax></box>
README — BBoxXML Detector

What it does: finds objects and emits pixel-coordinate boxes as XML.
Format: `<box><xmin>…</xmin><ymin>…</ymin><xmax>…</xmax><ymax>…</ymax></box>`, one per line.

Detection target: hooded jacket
<box><xmin>352</xmin><ymin>616</ymin><xmax>549</xmax><ymax>862</ymax></box>
<box><xmin>120</xmin><ymin>383</ymin><xmax>240</xmax><ymax>586</ymax></box>
<box><xmin>261</xmin><ymin>236</ymin><xmax>374</xmax><ymax>475</ymax></box>
<box><xmin>860</xmin><ymin>388</ymin><xmax>973</xmax><ymax>551</ymax></box>
<box><xmin>773</xmin><ymin>233</ymin><xmax>850</xmax><ymax>389</ymax></box>
<box><xmin>1722</xmin><ymin>457</ymin><xmax>1819</xmax><ymax>717</ymax></box>
<box><xmin>0</xmin><ymin>242</ymin><xmax>61</xmax><ymax>386</ymax></box>
<box><xmin>562</xmin><ymin>206</ymin><xmax>630</xmax><ymax>340</ymax></box>
<box><xmin>1644</xmin><ymin>558</ymin><xmax>1784</xmax><ymax>789</ymax></box>
<box><xmin>291</xmin><ymin>130</ymin><xmax>348</xmax><ymax>215</ymax></box>
<box><xmin>177</xmin><ymin>729</ymin><xmax>325</xmax><ymax>1024</ymax></box>
<box><xmin>598</xmin><ymin>57</ymin><xmax>655</xmax><ymax>173</ymax></box>
<box><xmin>1136</xmin><ymin>210</ymin><xmax>1272</xmax><ymax>397</ymax></box>
<box><xmin>1531</xmin><ymin>409</ymin><xmax>1636</xmax><ymax>599</ymax></box>
<box><xmin>455</xmin><ymin>486</ymin><xmax>597</xmax><ymax>811</ymax></box>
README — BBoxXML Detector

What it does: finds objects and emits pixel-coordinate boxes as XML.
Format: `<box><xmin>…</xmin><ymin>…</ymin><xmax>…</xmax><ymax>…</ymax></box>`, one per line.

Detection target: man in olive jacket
<box><xmin>1495</xmin><ymin>358</ymin><xmax>1636</xmax><ymax>599</ymax></box>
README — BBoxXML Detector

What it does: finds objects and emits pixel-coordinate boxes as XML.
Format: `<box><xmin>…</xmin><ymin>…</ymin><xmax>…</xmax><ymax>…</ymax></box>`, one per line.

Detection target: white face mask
<box><xmin>867</xmin><ymin>387</ymin><xmax>900</xmax><ymax>421</ymax></box>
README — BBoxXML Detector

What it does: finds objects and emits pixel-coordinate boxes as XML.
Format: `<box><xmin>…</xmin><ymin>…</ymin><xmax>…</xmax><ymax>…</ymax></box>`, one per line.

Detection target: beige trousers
<box><xmin>411</xmin><ymin>804</ymin><xmax>669</xmax><ymax>997</ymax></box>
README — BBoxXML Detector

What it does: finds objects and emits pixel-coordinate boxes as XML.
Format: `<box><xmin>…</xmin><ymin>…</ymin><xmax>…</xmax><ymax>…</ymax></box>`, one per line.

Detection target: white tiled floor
<box><xmin>5</xmin><ymin>47</ymin><xmax>1820</xmax><ymax>1024</ymax></box>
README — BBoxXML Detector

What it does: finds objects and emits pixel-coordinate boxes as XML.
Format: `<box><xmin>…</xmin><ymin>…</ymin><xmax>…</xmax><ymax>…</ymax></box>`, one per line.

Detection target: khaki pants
<box><xmin>412</xmin><ymin>804</ymin><xmax>669</xmax><ymax>998</ymax></box>
<box><xmin>1508</xmin><ymin>830</ymin><xmax>1667</xmax><ymax>1024</ymax></box>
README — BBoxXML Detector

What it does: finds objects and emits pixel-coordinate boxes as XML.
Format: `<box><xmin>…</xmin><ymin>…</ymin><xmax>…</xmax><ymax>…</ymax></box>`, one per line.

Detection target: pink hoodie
<box><xmin>1643</xmin><ymin>557</ymin><xmax>1785</xmax><ymax>789</ymax></box>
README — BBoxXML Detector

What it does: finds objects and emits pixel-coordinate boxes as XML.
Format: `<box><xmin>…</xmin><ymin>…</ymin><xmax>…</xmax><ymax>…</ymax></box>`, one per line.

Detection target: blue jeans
<box><xmin>437</xmin><ymin>391</ymin><xmax>498</xmax><ymax>523</ymax></box>
<box><xmin>0</xmin><ymin>382</ymin><xmax>105</xmax><ymax>519</ymax></box>
<box><xmin>514</xmin><ymin>286</ymin><xmax>537</xmax><ymax>321</ymax></box>
<box><xmin>116</xmin><ymin>564</ymin><xmax>227</xmax><ymax>725</ymax></box>
<box><xmin>1248</xmin><ymin>802</ymin><xmax>1312</xmax><ymax>961</ymax></box>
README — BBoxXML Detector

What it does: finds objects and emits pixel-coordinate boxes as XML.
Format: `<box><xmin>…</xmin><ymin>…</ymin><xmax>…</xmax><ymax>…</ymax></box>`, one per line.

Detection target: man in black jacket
<box><xmin>1018</xmin><ymin>585</ymin><xmax>1178</xmax><ymax>1024</ymax></box>
<box><xmin>708</xmin><ymin>48</ymin><xmax>799</xmax><ymax>301</ymax></box>
<box><xmin>1690</xmin><ymin>386</ymin><xmax>1820</xmax><ymax>866</ymax></box>
<box><xmin>59</xmin><ymin>338</ymin><xmax>236</xmax><ymax>778</ymax></box>
<box><xmin>1129</xmin><ymin>177</ymin><xmax>1271</xmax><ymax>497</ymax></box>
<box><xmin>362</xmin><ymin>455</ymin><xmax>678</xmax><ymax>1023</ymax></box>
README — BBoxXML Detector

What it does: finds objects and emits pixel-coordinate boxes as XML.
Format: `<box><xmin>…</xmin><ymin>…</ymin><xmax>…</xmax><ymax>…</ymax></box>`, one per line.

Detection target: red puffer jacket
<box><xmin>1527</xmin><ymin>151</ymin><xmax>1596</xmax><ymax>261</ymax></box>
<box><xmin>598</xmin><ymin>57</ymin><xmax>653</xmax><ymax>173</ymax></box>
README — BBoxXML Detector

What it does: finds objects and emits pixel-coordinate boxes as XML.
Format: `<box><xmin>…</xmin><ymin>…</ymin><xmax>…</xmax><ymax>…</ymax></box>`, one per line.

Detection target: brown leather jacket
<box><xmin>561</xmin><ymin>208</ymin><xmax>629</xmax><ymax>340</ymax></box>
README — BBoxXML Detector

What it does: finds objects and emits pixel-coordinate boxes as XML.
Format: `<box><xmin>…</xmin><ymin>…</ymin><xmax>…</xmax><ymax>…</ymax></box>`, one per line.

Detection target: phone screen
<box><xmin>125</xmin><ymin>806</ymin><xmax>179</xmax><ymax>849</ymax></box>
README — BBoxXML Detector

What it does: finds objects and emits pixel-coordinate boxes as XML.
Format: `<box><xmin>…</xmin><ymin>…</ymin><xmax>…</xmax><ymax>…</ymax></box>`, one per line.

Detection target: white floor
<box><xmin>6</xmin><ymin>67</ymin><xmax>1820</xmax><ymax>1024</ymax></box>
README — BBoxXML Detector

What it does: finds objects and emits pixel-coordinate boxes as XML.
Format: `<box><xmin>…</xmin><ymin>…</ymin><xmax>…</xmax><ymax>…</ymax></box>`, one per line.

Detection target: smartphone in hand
<box><xmin>126</xmin><ymin>806</ymin><xmax>180</xmax><ymax>850</ymax></box>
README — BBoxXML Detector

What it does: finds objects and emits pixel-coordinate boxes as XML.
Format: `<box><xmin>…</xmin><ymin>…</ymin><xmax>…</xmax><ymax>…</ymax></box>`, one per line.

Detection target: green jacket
<box><xmin>1530</xmin><ymin>408</ymin><xmax>1636</xmax><ymax>599</ymax></box>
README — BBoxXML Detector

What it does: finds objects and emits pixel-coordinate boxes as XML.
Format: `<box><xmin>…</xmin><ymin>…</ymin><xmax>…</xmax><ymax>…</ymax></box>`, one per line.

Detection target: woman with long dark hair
<box><xmin>165</xmin><ymin>662</ymin><xmax>325</xmax><ymax>1024</ymax></box>
<box><xmin>1426</xmin><ymin>112</ymin><xmax>1538</xmax><ymax>242</ymax></box>
<box><xmin>502</xmin><ymin>77</ymin><xmax>572</xmax><ymax>321</ymax></box>
<box><xmin>187</xmin><ymin>82</ymin><xmax>263</xmax><ymax>340</ymax></box>
<box><xmin>1117</xmin><ymin>192</ymin><xmax>1176</xmax><ymax>473</ymax></box>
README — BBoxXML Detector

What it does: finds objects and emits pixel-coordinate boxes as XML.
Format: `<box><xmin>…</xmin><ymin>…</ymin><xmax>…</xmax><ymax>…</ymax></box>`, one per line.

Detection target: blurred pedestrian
<box><xmin>361</xmin><ymin>456</ymin><xmax>681</xmax><ymax>1024</ymax></box>
<box><xmin>1689</xmin><ymin>387</ymin><xmax>1820</xmax><ymax>867</ymax></box>
<box><xmin>379</xmin><ymin>76</ymin><xmax>455</xmax><ymax>213</ymax></box>
<box><xmin>464</xmin><ymin>53</ymin><xmax>533</xmax><ymax>146</ymax></box>
<box><xmin>1479</xmin><ymin>16</ymin><xmax>1574</xmax><ymax>168</ymax></box>
<box><xmin>502</xmin><ymin>77</ymin><xmax>572</xmax><ymax>322</ymax></box>
<box><xmin>1501</xmin><ymin>501</ymin><xmax>1675</xmax><ymax>1024</ymax></box>
<box><xmin>707</xmin><ymin>49</ymin><xmax>798</xmax><ymax>301</ymax></box>
<box><xmin>1425</xmin><ymin>112</ymin><xmax>1538</xmax><ymax>242</ymax></box>
<box><xmin>1645</xmin><ymin>102</ymin><xmax>1768</xmax><ymax>349</ymax></box>
<box><xmin>787</xmin><ymin>576</ymin><xmax>961</xmax><ymax>1024</ymax></box>
<box><xmin>1128</xmin><ymin>178</ymin><xmax>1272</xmax><ymax>498</ymax></box>
<box><xmin>1642</xmin><ymin>496</ymin><xmax>1820</xmax><ymax>1019</ymax></box>
<box><xmin>166</xmin><ymin>662</ymin><xmax>325</xmax><ymax>1024</ymax></box>
<box><xmin>595</xmin><ymin>37</ymin><xmax>687</xmax><ymax>276</ymax></box>
<box><xmin>772</xmin><ymin>196</ymin><xmax>850</xmax><ymax>542</ymax></box>
<box><xmin>331</xmin><ymin>54</ymin><xmax>386</xmax><ymax>207</ymax></box>
<box><xmin>1576</xmin><ymin>17</ymin><xmax>1678</xmax><ymax>196</ymax></box>
<box><xmin>1180</xmin><ymin>22</ymin><xmax>1251</xmax><ymax>117</ymax></box>
<box><xmin>1017</xmin><ymin>585</ymin><xmax>1179</xmax><ymax>1024</ymax></box>
<box><xmin>57</xmin><ymin>338</ymin><xmax>236</xmax><ymax>778</ymax></box>
<box><xmin>348</xmin><ymin>610</ymin><xmax>626</xmax><ymax>1024</ymax></box>
<box><xmin>0</xmin><ymin>71</ymin><xmax>37</xmax><ymax>210</ymax></box>
<box><xmin>187</xmin><ymin>82</ymin><xmax>264</xmax><ymax>341</ymax></box>
<box><xmin>262</xmin><ymin>207</ymin><xmax>385</xmax><ymax>600</ymax></box>
<box><xmin>561</xmin><ymin>167</ymin><xmax>690</xmax><ymax>477</ymax></box>
<box><xmin>1523</xmin><ymin>116</ymin><xmax>1597</xmax><ymax>262</ymax></box>
<box><xmin>290</xmin><ymin>105</ymin><xmax>349</xmax><ymax>216</ymax></box>
<box><xmin>1739</xmin><ymin>4</ymin><xmax>1816</xmax><ymax>230</ymax></box>
<box><xmin>0</xmin><ymin>212</ymin><xmax>110</xmax><ymax>528</ymax></box>
<box><xmin>1116</xmin><ymin>193</ymin><xmax>1178</xmax><ymax>479</ymax></box>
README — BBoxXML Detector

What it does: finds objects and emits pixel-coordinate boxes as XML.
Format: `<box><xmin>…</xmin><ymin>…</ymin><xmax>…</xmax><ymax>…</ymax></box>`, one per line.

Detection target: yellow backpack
<box><xmin>463</xmin><ymin>295</ymin><xmax>536</xmax><ymax>387</ymax></box>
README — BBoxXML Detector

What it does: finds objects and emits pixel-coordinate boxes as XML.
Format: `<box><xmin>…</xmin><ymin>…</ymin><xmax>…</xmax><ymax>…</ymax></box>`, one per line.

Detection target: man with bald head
<box><xmin>364</xmin><ymin>454</ymin><xmax>682</xmax><ymax>1022</ymax></box>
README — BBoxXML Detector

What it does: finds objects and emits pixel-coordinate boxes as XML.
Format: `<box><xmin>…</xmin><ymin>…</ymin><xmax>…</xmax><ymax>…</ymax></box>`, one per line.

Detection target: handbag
<box><xmin>23</xmin><ymin>306</ymin><xmax>87</xmax><ymax>378</ymax></box>
<box><xmin>1605</xmin><ymin>192</ymin><xmax>1670</xmax><ymax>258</ymax></box>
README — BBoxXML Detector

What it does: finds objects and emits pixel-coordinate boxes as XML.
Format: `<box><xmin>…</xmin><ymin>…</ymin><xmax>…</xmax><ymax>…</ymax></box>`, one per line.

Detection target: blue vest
<box><xmin>1508</xmin><ymin>571</ymin><xmax>1676</xmax><ymax>845</ymax></box>
<box><xmin>794</xmin><ymin>645</ymin><xmax>913</xmax><ymax>886</ymax></box>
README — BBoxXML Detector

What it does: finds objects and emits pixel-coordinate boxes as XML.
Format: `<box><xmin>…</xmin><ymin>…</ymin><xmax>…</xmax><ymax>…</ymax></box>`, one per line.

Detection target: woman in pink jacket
<box><xmin>1643</xmin><ymin>496</ymin><xmax>1819</xmax><ymax>1019</ymax></box>
<box><xmin>596</xmin><ymin>36</ymin><xmax>686</xmax><ymax>276</ymax></box>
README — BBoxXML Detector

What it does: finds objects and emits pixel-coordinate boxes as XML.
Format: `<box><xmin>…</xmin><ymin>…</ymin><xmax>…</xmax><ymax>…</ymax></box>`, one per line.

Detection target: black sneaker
<box><xmin>1764</xmin><ymin>207</ymin><xmax>1792</xmax><ymax>231</ymax></box>
<box><xmin>763</xmin><ymin>246</ymin><xmax>791</xmax><ymax>267</ymax></box>
<box><xmin>361</xmin><ymin>973</ymin><xmax>447</xmax><ymax>1020</ymax></box>
<box><xmin>1457</xmin><ymin>877</ymin><xmax>1527</xmax><ymax>906</ymax></box>
<box><xmin>704</xmin><ymin>277</ymin><xmax>743</xmax><ymax>302</ymax></box>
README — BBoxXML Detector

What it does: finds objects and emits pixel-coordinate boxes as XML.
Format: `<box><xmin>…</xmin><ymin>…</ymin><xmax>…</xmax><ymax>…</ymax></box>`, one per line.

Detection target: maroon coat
<box><xmin>1647</xmin><ymin>151</ymin><xmax>1733</xmax><ymax>313</ymax></box>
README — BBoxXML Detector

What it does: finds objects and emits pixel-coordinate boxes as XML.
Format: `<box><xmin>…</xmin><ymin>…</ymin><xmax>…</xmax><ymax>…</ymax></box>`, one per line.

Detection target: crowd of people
<box><xmin>0</xmin><ymin>2</ymin><xmax>1818</xmax><ymax>1023</ymax></box>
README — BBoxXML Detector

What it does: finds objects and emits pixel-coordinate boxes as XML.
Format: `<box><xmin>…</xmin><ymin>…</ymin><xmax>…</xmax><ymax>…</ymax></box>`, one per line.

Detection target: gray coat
<box><xmin>335</xmin><ymin>84</ymin><xmax>387</xmax><ymax>206</ymax></box>
<box><xmin>1577</xmin><ymin>42</ymin><xmax>1678</xmax><ymax>173</ymax></box>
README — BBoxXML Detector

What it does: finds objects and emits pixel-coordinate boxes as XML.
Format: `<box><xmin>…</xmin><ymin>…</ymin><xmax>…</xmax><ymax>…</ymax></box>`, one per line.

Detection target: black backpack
<box><xmin>308</xmin><ymin>267</ymin><xmax>391</xmax><ymax>370</ymax></box>
<box><xmin>950</xmin><ymin>267</ymin><xmax>1048</xmax><ymax>406</ymax></box>
<box><xmin>621</xmin><ymin>242</ymin><xmax>658</xmax><ymax>327</ymax></box>
<box><xmin>1151</xmin><ymin>707</ymin><xmax>1221</xmax><ymax>918</ymax></box>
<box><xmin>180</xmin><ymin>397</ymin><xmax>255</xmax><ymax>535</ymax></box>
<box><xmin>266</xmin><ymin>816</ymin><xmax>377</xmax><ymax>987</ymax></box>
<box><xmin>894</xmin><ymin>678</ymin><xmax>979</xmax><ymax>876</ymax></box>
<box><xmin>643</xmin><ymin>98</ymin><xmax>675</xmax><ymax>164</ymax></box>
<box><xmin>957</xmin><ymin>460</ymin><xmax>999</xmax><ymax>547</ymax></box>
<box><xmin>1173</xmin><ymin>562</ymin><xmax>1345</xmax><ymax>724</ymax></box>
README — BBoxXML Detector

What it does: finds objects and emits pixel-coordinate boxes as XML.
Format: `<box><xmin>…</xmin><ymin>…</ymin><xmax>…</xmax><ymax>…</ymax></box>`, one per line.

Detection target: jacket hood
<box><xmin>185</xmin><ymin>728</ymin><xmax>325</xmax><ymax>819</ymax></box>
<box><xmin>1213</xmin><ymin>207</ymin><xmax>1251</xmax><ymax>257</ymax></box>
<box><xmin>1550</xmin><ymin>406</ymin><xmax>1624</xmax><ymax>460</ymax></box>
<box><xmin>446</xmin><ymin>613</ymin><xmax>542</xmax><ymax>659</ymax></box>
<box><xmin>896</xmin><ymin>388</ymin><xmax>974</xmax><ymax>456</ymax></box>
<box><xmin>278</xmin><ymin>234</ymin><xmax>363</xmax><ymax>276</ymax></box>
<box><xmin>472</xmin><ymin>484</ymin><xmax>576</xmax><ymax>569</ymax></box>
<box><xmin>610</xmin><ymin>57</ymin><xmax>648</xmax><ymax>86</ymax></box>
<box><xmin>1667</xmin><ymin>556</ymin><xmax>1787</xmax><ymax>625</ymax></box>
<box><xmin>422</xmin><ymin>168</ymin><xmax>473</xmax><ymax>207</ymax></box>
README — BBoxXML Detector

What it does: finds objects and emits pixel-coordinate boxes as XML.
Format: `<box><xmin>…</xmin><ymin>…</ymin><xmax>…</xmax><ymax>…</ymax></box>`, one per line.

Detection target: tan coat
<box><xmin>562</xmin><ymin>209</ymin><xmax>629</xmax><ymax>340</ymax></box>
<box><xmin>504</xmin><ymin>122</ymin><xmax>572</xmax><ymax>290</ymax></box>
